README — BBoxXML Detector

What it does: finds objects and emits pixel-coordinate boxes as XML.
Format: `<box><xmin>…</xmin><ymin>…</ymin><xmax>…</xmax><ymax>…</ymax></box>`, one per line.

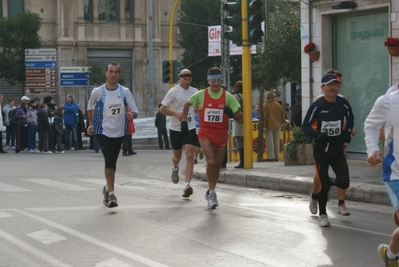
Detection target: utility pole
<box><xmin>147</xmin><ymin>0</ymin><xmax>154</xmax><ymax>116</ymax></box>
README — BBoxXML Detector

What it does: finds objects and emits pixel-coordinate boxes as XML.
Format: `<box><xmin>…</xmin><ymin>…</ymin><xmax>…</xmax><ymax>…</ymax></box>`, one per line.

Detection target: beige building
<box><xmin>0</xmin><ymin>0</ymin><xmax>184</xmax><ymax>116</ymax></box>
<box><xmin>301</xmin><ymin>0</ymin><xmax>398</xmax><ymax>153</ymax></box>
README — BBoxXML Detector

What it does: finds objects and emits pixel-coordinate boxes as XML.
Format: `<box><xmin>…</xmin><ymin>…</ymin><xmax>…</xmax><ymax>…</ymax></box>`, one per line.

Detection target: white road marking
<box><xmin>0</xmin><ymin>212</ymin><xmax>12</xmax><ymax>218</ymax></box>
<box><xmin>25</xmin><ymin>179</ymin><xmax>96</xmax><ymax>191</ymax></box>
<box><xmin>94</xmin><ymin>258</ymin><xmax>132</xmax><ymax>267</ymax></box>
<box><xmin>0</xmin><ymin>182</ymin><xmax>31</xmax><ymax>192</ymax></box>
<box><xmin>0</xmin><ymin>228</ymin><xmax>73</xmax><ymax>267</ymax></box>
<box><xmin>13</xmin><ymin>209</ymin><xmax>170</xmax><ymax>267</ymax></box>
<box><xmin>27</xmin><ymin>229</ymin><xmax>67</xmax><ymax>245</ymax></box>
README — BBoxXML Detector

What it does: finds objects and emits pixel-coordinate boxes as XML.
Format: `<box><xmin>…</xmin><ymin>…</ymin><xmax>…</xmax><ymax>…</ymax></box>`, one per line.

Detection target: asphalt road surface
<box><xmin>0</xmin><ymin>149</ymin><xmax>394</xmax><ymax>267</ymax></box>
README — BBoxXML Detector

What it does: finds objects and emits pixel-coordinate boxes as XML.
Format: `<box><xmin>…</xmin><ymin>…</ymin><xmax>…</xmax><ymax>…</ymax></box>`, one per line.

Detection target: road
<box><xmin>0</xmin><ymin>150</ymin><xmax>394</xmax><ymax>266</ymax></box>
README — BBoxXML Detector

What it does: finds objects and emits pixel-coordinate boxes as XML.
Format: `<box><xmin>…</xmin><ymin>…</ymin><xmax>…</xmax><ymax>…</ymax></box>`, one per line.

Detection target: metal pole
<box><xmin>221</xmin><ymin>0</ymin><xmax>232</xmax><ymax>162</ymax></box>
<box><xmin>147</xmin><ymin>0</ymin><xmax>154</xmax><ymax>117</ymax></box>
<box><xmin>241</xmin><ymin>0</ymin><xmax>253</xmax><ymax>169</ymax></box>
<box><xmin>169</xmin><ymin>0</ymin><xmax>181</xmax><ymax>89</ymax></box>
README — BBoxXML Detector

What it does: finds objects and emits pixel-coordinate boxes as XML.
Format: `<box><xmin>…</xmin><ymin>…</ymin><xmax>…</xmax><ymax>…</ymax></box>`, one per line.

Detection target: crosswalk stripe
<box><xmin>25</xmin><ymin>179</ymin><xmax>96</xmax><ymax>191</ymax></box>
<box><xmin>27</xmin><ymin>229</ymin><xmax>67</xmax><ymax>245</ymax></box>
<box><xmin>0</xmin><ymin>182</ymin><xmax>31</xmax><ymax>192</ymax></box>
<box><xmin>94</xmin><ymin>258</ymin><xmax>132</xmax><ymax>267</ymax></box>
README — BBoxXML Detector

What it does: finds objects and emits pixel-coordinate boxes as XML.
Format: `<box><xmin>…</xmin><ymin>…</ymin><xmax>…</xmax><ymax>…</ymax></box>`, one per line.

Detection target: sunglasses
<box><xmin>210</xmin><ymin>79</ymin><xmax>223</xmax><ymax>83</ymax></box>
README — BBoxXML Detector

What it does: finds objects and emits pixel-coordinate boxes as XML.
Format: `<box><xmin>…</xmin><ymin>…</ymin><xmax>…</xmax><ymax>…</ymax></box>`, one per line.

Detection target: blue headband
<box><xmin>207</xmin><ymin>74</ymin><xmax>223</xmax><ymax>79</ymax></box>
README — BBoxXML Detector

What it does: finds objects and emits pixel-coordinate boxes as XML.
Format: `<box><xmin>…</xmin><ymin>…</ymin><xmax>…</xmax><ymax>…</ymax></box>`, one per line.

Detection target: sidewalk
<box><xmin>192</xmin><ymin>153</ymin><xmax>390</xmax><ymax>206</ymax></box>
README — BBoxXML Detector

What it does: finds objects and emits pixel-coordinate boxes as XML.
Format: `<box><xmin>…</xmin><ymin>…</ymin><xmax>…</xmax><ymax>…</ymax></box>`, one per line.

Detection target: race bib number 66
<box><xmin>204</xmin><ymin>108</ymin><xmax>223</xmax><ymax>123</ymax></box>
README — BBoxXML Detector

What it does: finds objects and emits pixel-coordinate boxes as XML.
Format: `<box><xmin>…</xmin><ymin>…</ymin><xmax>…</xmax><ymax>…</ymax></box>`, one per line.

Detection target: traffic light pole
<box><xmin>241</xmin><ymin>0</ymin><xmax>253</xmax><ymax>169</ymax></box>
<box><xmin>168</xmin><ymin>0</ymin><xmax>180</xmax><ymax>89</ymax></box>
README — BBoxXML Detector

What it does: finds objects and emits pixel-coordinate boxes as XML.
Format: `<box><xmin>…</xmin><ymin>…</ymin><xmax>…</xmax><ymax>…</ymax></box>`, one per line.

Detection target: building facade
<box><xmin>0</xmin><ymin>0</ymin><xmax>184</xmax><ymax>116</ymax></box>
<box><xmin>301</xmin><ymin>0</ymin><xmax>398</xmax><ymax>153</ymax></box>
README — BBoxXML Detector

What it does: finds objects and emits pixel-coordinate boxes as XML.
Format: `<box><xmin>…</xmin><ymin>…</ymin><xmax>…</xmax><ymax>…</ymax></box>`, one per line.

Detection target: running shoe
<box><xmin>102</xmin><ymin>186</ymin><xmax>109</xmax><ymax>207</ymax></box>
<box><xmin>34</xmin><ymin>149</ymin><xmax>41</xmax><ymax>153</ymax></box>
<box><xmin>378</xmin><ymin>244</ymin><xmax>399</xmax><ymax>267</ymax></box>
<box><xmin>29</xmin><ymin>149</ymin><xmax>35</xmax><ymax>153</ymax></box>
<box><xmin>204</xmin><ymin>190</ymin><xmax>210</xmax><ymax>200</ymax></box>
<box><xmin>318</xmin><ymin>214</ymin><xmax>330</xmax><ymax>227</ymax></box>
<box><xmin>207</xmin><ymin>191</ymin><xmax>219</xmax><ymax>209</ymax></box>
<box><xmin>171</xmin><ymin>167</ymin><xmax>179</xmax><ymax>184</ymax></box>
<box><xmin>182</xmin><ymin>186</ymin><xmax>193</xmax><ymax>198</ymax></box>
<box><xmin>193</xmin><ymin>159</ymin><xmax>198</xmax><ymax>164</ymax></box>
<box><xmin>108</xmin><ymin>194</ymin><xmax>118</xmax><ymax>208</ymax></box>
<box><xmin>309</xmin><ymin>193</ymin><xmax>318</xmax><ymax>215</ymax></box>
<box><xmin>338</xmin><ymin>203</ymin><xmax>350</xmax><ymax>216</ymax></box>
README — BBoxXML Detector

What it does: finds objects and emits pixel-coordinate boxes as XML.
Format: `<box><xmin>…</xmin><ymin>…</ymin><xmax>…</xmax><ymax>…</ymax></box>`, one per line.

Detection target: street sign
<box><xmin>59</xmin><ymin>66</ymin><xmax>89</xmax><ymax>87</ymax></box>
<box><xmin>25</xmin><ymin>55</ymin><xmax>56</xmax><ymax>62</ymax></box>
<box><xmin>60</xmin><ymin>67</ymin><xmax>90</xmax><ymax>73</ymax></box>
<box><xmin>25</xmin><ymin>49</ymin><xmax>56</xmax><ymax>55</ymax></box>
<box><xmin>25</xmin><ymin>48</ymin><xmax>57</xmax><ymax>95</ymax></box>
<box><xmin>25</xmin><ymin>62</ymin><xmax>57</xmax><ymax>68</ymax></box>
<box><xmin>26</xmin><ymin>88</ymin><xmax>56</xmax><ymax>94</ymax></box>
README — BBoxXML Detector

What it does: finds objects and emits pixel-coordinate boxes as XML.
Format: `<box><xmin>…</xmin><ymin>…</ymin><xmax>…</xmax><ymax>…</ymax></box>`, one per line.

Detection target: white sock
<box><xmin>387</xmin><ymin>247</ymin><xmax>399</xmax><ymax>260</ymax></box>
<box><xmin>105</xmin><ymin>185</ymin><xmax>109</xmax><ymax>192</ymax></box>
<box><xmin>173</xmin><ymin>166</ymin><xmax>179</xmax><ymax>171</ymax></box>
<box><xmin>209</xmin><ymin>189</ymin><xmax>215</xmax><ymax>194</ymax></box>
<box><xmin>185</xmin><ymin>182</ymin><xmax>190</xmax><ymax>187</ymax></box>
<box><xmin>109</xmin><ymin>191</ymin><xmax>115</xmax><ymax>196</ymax></box>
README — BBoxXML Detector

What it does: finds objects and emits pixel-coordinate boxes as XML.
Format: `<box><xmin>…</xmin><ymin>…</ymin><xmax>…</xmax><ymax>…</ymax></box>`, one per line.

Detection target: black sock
<box><xmin>311</xmin><ymin>193</ymin><xmax>318</xmax><ymax>200</ymax></box>
<box><xmin>338</xmin><ymin>200</ymin><xmax>345</xmax><ymax>206</ymax></box>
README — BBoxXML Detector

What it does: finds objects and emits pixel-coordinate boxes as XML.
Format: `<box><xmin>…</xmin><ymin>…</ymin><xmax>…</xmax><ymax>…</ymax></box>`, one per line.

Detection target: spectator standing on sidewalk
<box><xmin>26</xmin><ymin>99</ymin><xmax>40</xmax><ymax>153</ymax></box>
<box><xmin>63</xmin><ymin>94</ymin><xmax>79</xmax><ymax>150</ymax></box>
<box><xmin>231</xmin><ymin>81</ymin><xmax>244</xmax><ymax>168</ymax></box>
<box><xmin>3</xmin><ymin>98</ymin><xmax>16</xmax><ymax>150</ymax></box>
<box><xmin>263</xmin><ymin>92</ymin><xmax>285</xmax><ymax>161</ymax></box>
<box><xmin>14</xmin><ymin>99</ymin><xmax>29</xmax><ymax>153</ymax></box>
<box><xmin>53</xmin><ymin>107</ymin><xmax>65</xmax><ymax>154</ymax></box>
<box><xmin>37</xmin><ymin>103</ymin><xmax>52</xmax><ymax>153</ymax></box>
<box><xmin>302</xmin><ymin>73</ymin><xmax>354</xmax><ymax>227</ymax></box>
<box><xmin>155</xmin><ymin>103</ymin><xmax>170</xmax><ymax>150</ymax></box>
<box><xmin>364</xmin><ymin>87</ymin><xmax>399</xmax><ymax>266</ymax></box>
<box><xmin>0</xmin><ymin>94</ymin><xmax>6</xmax><ymax>153</ymax></box>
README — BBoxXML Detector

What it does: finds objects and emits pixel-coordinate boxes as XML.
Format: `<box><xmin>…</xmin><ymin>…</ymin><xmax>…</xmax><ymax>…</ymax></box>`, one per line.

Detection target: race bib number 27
<box><xmin>204</xmin><ymin>108</ymin><xmax>223</xmax><ymax>123</ymax></box>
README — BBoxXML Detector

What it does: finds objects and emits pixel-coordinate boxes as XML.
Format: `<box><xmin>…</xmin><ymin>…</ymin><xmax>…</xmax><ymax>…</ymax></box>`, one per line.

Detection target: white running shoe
<box><xmin>207</xmin><ymin>192</ymin><xmax>219</xmax><ymax>209</ymax></box>
<box><xmin>318</xmin><ymin>214</ymin><xmax>330</xmax><ymax>227</ymax></box>
<box><xmin>309</xmin><ymin>194</ymin><xmax>318</xmax><ymax>215</ymax></box>
<box><xmin>338</xmin><ymin>203</ymin><xmax>350</xmax><ymax>216</ymax></box>
<box><xmin>34</xmin><ymin>149</ymin><xmax>41</xmax><ymax>153</ymax></box>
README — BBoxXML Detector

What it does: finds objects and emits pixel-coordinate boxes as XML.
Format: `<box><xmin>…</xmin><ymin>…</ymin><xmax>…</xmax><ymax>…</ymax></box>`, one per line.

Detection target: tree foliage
<box><xmin>0</xmin><ymin>11</ymin><xmax>42</xmax><ymax>86</ymax></box>
<box><xmin>253</xmin><ymin>6</ymin><xmax>301</xmax><ymax>89</ymax></box>
<box><xmin>178</xmin><ymin>0</ymin><xmax>221</xmax><ymax>88</ymax></box>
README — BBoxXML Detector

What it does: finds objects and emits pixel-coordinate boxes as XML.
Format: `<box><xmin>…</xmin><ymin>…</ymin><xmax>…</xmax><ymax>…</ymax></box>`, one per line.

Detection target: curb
<box><xmin>192</xmin><ymin>167</ymin><xmax>390</xmax><ymax>206</ymax></box>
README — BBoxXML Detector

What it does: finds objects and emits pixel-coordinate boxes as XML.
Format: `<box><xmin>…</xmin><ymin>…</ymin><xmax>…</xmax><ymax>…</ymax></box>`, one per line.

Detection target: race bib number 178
<box><xmin>204</xmin><ymin>108</ymin><xmax>223</xmax><ymax>123</ymax></box>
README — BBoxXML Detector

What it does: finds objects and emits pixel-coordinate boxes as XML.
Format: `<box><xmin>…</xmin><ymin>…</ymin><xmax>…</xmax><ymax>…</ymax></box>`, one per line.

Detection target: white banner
<box><xmin>132</xmin><ymin>116</ymin><xmax>170</xmax><ymax>139</ymax></box>
<box><xmin>208</xmin><ymin>25</ymin><xmax>258</xmax><ymax>56</ymax></box>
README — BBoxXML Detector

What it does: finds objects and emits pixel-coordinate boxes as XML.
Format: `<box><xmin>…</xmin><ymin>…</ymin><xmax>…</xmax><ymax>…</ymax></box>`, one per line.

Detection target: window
<box><xmin>125</xmin><ymin>0</ymin><xmax>134</xmax><ymax>23</ymax></box>
<box><xmin>98</xmin><ymin>0</ymin><xmax>119</xmax><ymax>22</ymax></box>
<box><xmin>84</xmin><ymin>0</ymin><xmax>93</xmax><ymax>22</ymax></box>
<box><xmin>8</xmin><ymin>0</ymin><xmax>24</xmax><ymax>18</ymax></box>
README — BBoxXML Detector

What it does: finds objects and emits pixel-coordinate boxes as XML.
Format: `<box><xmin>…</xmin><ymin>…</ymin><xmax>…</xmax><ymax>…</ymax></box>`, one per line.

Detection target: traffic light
<box><xmin>247</xmin><ymin>0</ymin><xmax>264</xmax><ymax>45</ymax></box>
<box><xmin>173</xmin><ymin>61</ymin><xmax>184</xmax><ymax>83</ymax></box>
<box><xmin>162</xmin><ymin>60</ymin><xmax>171</xmax><ymax>84</ymax></box>
<box><xmin>223</xmin><ymin>0</ymin><xmax>242</xmax><ymax>46</ymax></box>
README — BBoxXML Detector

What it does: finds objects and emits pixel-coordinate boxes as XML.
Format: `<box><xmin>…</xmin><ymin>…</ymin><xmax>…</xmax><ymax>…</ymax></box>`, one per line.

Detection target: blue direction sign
<box><xmin>60</xmin><ymin>80</ymin><xmax>89</xmax><ymax>86</ymax></box>
<box><xmin>25</xmin><ymin>62</ymin><xmax>57</xmax><ymax>68</ymax></box>
<box><xmin>59</xmin><ymin>66</ymin><xmax>89</xmax><ymax>87</ymax></box>
<box><xmin>60</xmin><ymin>73</ymin><xmax>89</xmax><ymax>79</ymax></box>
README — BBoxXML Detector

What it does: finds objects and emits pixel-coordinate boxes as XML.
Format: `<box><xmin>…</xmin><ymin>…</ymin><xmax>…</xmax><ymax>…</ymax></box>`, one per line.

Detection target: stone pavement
<box><xmin>192</xmin><ymin>153</ymin><xmax>390</xmax><ymax>206</ymax></box>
